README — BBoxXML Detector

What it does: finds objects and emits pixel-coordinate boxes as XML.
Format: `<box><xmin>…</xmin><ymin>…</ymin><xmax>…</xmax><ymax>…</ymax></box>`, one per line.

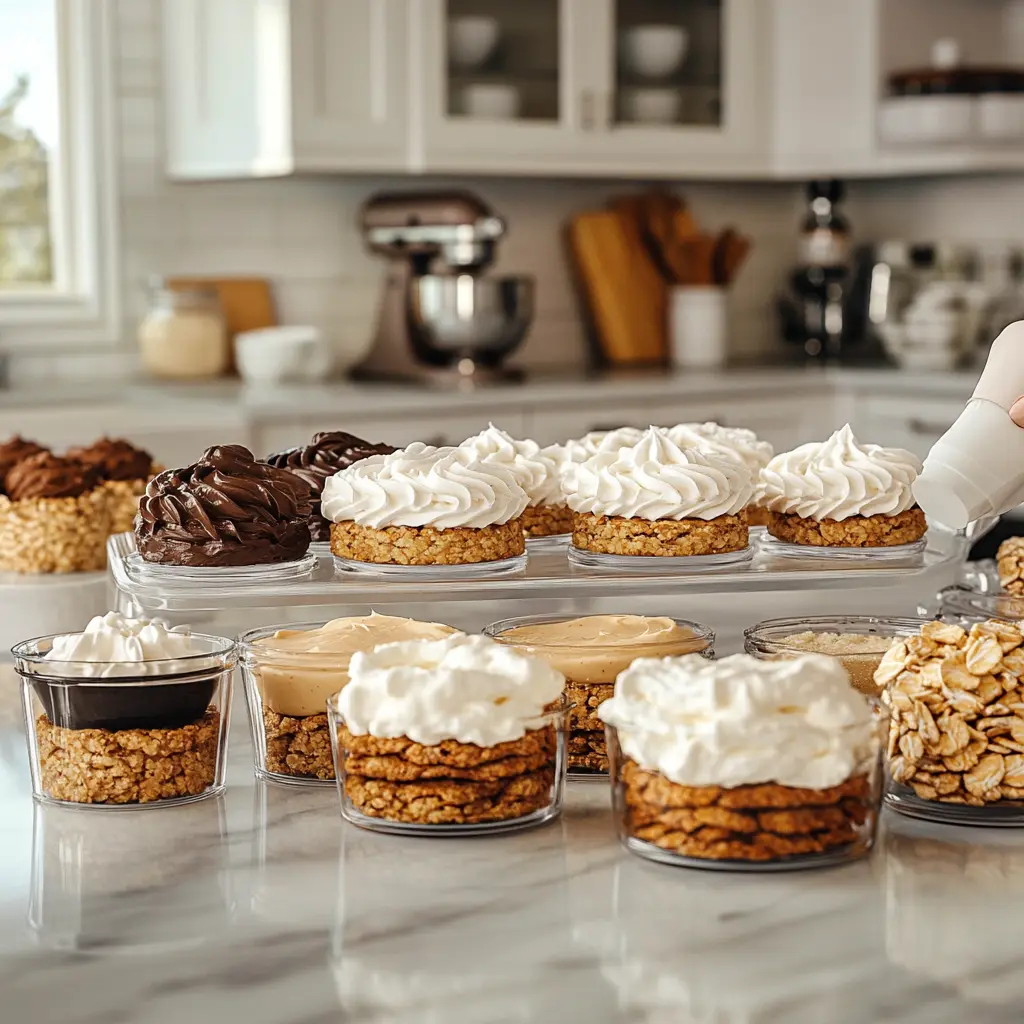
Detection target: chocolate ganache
<box><xmin>266</xmin><ymin>431</ymin><xmax>396</xmax><ymax>541</ymax></box>
<box><xmin>0</xmin><ymin>436</ymin><xmax>49</xmax><ymax>491</ymax></box>
<box><xmin>135</xmin><ymin>444</ymin><xmax>312</xmax><ymax>566</ymax></box>
<box><xmin>5</xmin><ymin>452</ymin><xmax>101</xmax><ymax>501</ymax></box>
<box><xmin>67</xmin><ymin>437</ymin><xmax>154</xmax><ymax>482</ymax></box>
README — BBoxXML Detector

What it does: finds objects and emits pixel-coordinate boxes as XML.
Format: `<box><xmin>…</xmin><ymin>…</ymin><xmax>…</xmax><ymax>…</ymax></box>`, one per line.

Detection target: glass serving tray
<box><xmin>107</xmin><ymin>529</ymin><xmax>972</xmax><ymax>614</ymax></box>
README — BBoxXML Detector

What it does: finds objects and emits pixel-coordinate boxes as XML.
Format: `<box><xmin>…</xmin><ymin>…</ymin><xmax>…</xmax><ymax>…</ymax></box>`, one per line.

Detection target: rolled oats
<box><xmin>879</xmin><ymin>617</ymin><xmax>1024</xmax><ymax>810</ymax></box>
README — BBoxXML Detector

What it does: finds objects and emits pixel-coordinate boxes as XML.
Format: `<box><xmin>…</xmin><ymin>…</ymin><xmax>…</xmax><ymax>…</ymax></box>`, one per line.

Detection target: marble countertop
<box><xmin>2</xmin><ymin>699</ymin><xmax>1022</xmax><ymax>1023</ymax></box>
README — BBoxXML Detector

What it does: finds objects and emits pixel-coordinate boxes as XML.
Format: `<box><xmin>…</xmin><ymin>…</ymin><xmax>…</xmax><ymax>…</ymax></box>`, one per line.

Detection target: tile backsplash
<box><xmin>15</xmin><ymin>0</ymin><xmax>1024</xmax><ymax>382</ymax></box>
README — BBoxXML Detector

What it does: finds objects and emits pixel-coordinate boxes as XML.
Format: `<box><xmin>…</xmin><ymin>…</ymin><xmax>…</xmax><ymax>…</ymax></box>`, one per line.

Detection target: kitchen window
<box><xmin>0</xmin><ymin>0</ymin><xmax>119</xmax><ymax>348</ymax></box>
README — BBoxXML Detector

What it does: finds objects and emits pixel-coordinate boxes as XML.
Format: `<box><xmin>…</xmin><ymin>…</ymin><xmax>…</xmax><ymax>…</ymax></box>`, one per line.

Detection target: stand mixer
<box><xmin>351</xmin><ymin>191</ymin><xmax>535</xmax><ymax>387</ymax></box>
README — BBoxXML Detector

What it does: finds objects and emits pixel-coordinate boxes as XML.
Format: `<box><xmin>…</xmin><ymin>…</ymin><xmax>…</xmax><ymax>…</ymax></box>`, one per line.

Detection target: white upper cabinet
<box><xmin>162</xmin><ymin>0</ymin><xmax>1024</xmax><ymax>180</ymax></box>
<box><xmin>163</xmin><ymin>0</ymin><xmax>408</xmax><ymax>178</ymax></box>
<box><xmin>411</xmin><ymin>0</ymin><xmax>766</xmax><ymax>177</ymax></box>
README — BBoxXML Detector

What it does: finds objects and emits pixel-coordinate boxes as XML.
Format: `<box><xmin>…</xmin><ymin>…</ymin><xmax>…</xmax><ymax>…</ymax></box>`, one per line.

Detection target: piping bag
<box><xmin>914</xmin><ymin>321</ymin><xmax>1024</xmax><ymax>530</ymax></box>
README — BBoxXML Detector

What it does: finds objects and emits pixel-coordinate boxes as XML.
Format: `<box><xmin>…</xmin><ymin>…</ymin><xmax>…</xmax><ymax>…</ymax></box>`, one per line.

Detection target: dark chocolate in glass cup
<box><xmin>13</xmin><ymin>632</ymin><xmax>236</xmax><ymax>809</ymax></box>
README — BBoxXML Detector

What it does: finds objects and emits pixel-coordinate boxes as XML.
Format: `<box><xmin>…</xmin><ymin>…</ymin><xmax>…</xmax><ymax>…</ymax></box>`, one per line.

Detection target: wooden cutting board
<box><xmin>567</xmin><ymin>210</ymin><xmax>666</xmax><ymax>366</ymax></box>
<box><xmin>167</xmin><ymin>277</ymin><xmax>277</xmax><ymax>373</ymax></box>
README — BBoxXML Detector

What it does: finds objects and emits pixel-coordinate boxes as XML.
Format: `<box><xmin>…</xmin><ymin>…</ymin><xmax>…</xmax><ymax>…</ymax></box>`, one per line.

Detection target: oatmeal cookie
<box><xmin>344</xmin><ymin>766</ymin><xmax>555</xmax><ymax>825</ymax></box>
<box><xmin>568</xmin><ymin>731</ymin><xmax>609</xmax><ymax>772</ymax></box>
<box><xmin>36</xmin><ymin>710</ymin><xmax>220</xmax><ymax>804</ymax></box>
<box><xmin>345</xmin><ymin>748</ymin><xmax>555</xmax><ymax>783</ymax></box>
<box><xmin>572</xmin><ymin>511</ymin><xmax>748</xmax><ymax>557</ymax></box>
<box><xmin>566</xmin><ymin>681</ymin><xmax>615</xmax><ymax>732</ymax></box>
<box><xmin>339</xmin><ymin>725</ymin><xmax>556</xmax><ymax>767</ymax></box>
<box><xmin>331</xmin><ymin>519</ymin><xmax>525</xmax><ymax>566</ymax></box>
<box><xmin>766</xmin><ymin>507</ymin><xmax>926</xmax><ymax>548</ymax></box>
<box><xmin>520</xmin><ymin>503</ymin><xmax>573</xmax><ymax>537</ymax></box>
<box><xmin>264</xmin><ymin>708</ymin><xmax>334</xmax><ymax>780</ymax></box>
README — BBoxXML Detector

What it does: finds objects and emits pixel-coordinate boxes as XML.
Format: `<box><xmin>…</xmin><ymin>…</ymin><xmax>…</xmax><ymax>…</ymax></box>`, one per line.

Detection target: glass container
<box><xmin>938</xmin><ymin>590</ymin><xmax>1024</xmax><ymax>626</ymax></box>
<box><xmin>607</xmin><ymin>719</ymin><xmax>884</xmax><ymax>871</ymax></box>
<box><xmin>238</xmin><ymin>620</ymin><xmax>361</xmax><ymax>787</ymax></box>
<box><xmin>744</xmin><ymin>615</ymin><xmax>929</xmax><ymax>697</ymax></box>
<box><xmin>138</xmin><ymin>280</ymin><xmax>228</xmax><ymax>380</ymax></box>
<box><xmin>14</xmin><ymin>632</ymin><xmax>235</xmax><ymax>809</ymax></box>
<box><xmin>328</xmin><ymin>695</ymin><xmax>569</xmax><ymax>836</ymax></box>
<box><xmin>484</xmin><ymin>613</ymin><xmax>714</xmax><ymax>779</ymax></box>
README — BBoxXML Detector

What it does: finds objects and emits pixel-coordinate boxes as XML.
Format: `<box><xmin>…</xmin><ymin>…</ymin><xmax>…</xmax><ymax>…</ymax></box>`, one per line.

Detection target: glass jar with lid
<box><xmin>138</xmin><ymin>278</ymin><xmax>228</xmax><ymax>379</ymax></box>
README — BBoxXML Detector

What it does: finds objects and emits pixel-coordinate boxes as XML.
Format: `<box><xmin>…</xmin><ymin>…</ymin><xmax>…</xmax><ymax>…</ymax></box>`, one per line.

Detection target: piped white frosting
<box><xmin>756</xmin><ymin>424</ymin><xmax>922</xmax><ymax>521</ymax></box>
<box><xmin>335</xmin><ymin>632</ymin><xmax>564</xmax><ymax>747</ymax></box>
<box><xmin>561</xmin><ymin>426</ymin><xmax>754</xmax><ymax>521</ymax></box>
<box><xmin>321</xmin><ymin>442</ymin><xmax>530</xmax><ymax>529</ymax></box>
<box><xmin>667</xmin><ymin>422</ymin><xmax>774</xmax><ymax>473</ymax></box>
<box><xmin>459</xmin><ymin>425</ymin><xmax>565</xmax><ymax>507</ymax></box>
<box><xmin>599</xmin><ymin>652</ymin><xmax>876</xmax><ymax>790</ymax></box>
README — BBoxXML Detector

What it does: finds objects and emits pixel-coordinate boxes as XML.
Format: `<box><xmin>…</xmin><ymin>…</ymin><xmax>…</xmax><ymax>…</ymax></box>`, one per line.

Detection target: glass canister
<box><xmin>138</xmin><ymin>278</ymin><xmax>228</xmax><ymax>379</ymax></box>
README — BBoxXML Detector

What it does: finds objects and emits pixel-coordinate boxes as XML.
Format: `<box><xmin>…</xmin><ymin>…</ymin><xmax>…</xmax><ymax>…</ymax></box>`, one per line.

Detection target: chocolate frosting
<box><xmin>5</xmin><ymin>452</ymin><xmax>101</xmax><ymax>501</ymax></box>
<box><xmin>67</xmin><ymin>437</ymin><xmax>154</xmax><ymax>482</ymax></box>
<box><xmin>0</xmin><ymin>436</ymin><xmax>49</xmax><ymax>489</ymax></box>
<box><xmin>266</xmin><ymin>431</ymin><xmax>396</xmax><ymax>541</ymax></box>
<box><xmin>135</xmin><ymin>444</ymin><xmax>312</xmax><ymax>566</ymax></box>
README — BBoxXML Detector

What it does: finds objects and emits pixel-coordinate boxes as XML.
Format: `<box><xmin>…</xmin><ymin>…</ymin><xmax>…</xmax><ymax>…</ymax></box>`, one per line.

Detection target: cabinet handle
<box><xmin>907</xmin><ymin>418</ymin><xmax>950</xmax><ymax>436</ymax></box>
<box><xmin>580</xmin><ymin>90</ymin><xmax>595</xmax><ymax>131</ymax></box>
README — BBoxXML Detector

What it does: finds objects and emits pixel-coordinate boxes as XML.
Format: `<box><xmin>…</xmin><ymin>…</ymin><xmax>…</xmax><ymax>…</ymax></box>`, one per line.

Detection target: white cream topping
<box><xmin>321</xmin><ymin>442</ymin><xmax>530</xmax><ymax>529</ymax></box>
<box><xmin>43</xmin><ymin>612</ymin><xmax>199</xmax><ymax>678</ymax></box>
<box><xmin>561</xmin><ymin>426</ymin><xmax>754</xmax><ymax>521</ymax></box>
<box><xmin>599</xmin><ymin>652</ymin><xmax>876</xmax><ymax>790</ymax></box>
<box><xmin>667</xmin><ymin>421</ymin><xmax>774</xmax><ymax>473</ymax></box>
<box><xmin>561</xmin><ymin>427</ymin><xmax>645</xmax><ymax>466</ymax></box>
<box><xmin>756</xmin><ymin>424</ymin><xmax>922</xmax><ymax>521</ymax></box>
<box><xmin>335</xmin><ymin>632</ymin><xmax>564</xmax><ymax>747</ymax></box>
<box><xmin>459</xmin><ymin>424</ymin><xmax>564</xmax><ymax>507</ymax></box>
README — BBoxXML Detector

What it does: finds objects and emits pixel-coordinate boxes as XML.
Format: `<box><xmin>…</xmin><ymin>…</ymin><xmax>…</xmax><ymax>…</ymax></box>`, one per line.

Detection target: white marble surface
<box><xmin>2</xmin><ymin>697</ymin><xmax>1024</xmax><ymax>1023</ymax></box>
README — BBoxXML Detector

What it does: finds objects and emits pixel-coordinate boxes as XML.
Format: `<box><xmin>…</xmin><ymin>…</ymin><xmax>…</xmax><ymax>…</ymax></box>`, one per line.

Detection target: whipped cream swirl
<box><xmin>44</xmin><ymin>612</ymin><xmax>201</xmax><ymax>678</ymax></box>
<box><xmin>599</xmin><ymin>652</ymin><xmax>876</xmax><ymax>790</ymax></box>
<box><xmin>562</xmin><ymin>426</ymin><xmax>754</xmax><ymax>521</ymax></box>
<box><xmin>321</xmin><ymin>442</ymin><xmax>530</xmax><ymax>529</ymax></box>
<box><xmin>667</xmin><ymin>422</ymin><xmax>773</xmax><ymax>473</ymax></box>
<box><xmin>757</xmin><ymin>424</ymin><xmax>922</xmax><ymax>521</ymax></box>
<box><xmin>336</xmin><ymin>633</ymin><xmax>565</xmax><ymax>746</ymax></box>
<box><xmin>459</xmin><ymin>425</ymin><xmax>565</xmax><ymax>507</ymax></box>
<box><xmin>562</xmin><ymin>427</ymin><xmax>645</xmax><ymax>466</ymax></box>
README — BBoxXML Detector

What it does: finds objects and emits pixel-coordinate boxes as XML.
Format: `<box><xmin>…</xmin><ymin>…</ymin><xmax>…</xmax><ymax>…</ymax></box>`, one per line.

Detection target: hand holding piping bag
<box><xmin>914</xmin><ymin>321</ymin><xmax>1024</xmax><ymax>529</ymax></box>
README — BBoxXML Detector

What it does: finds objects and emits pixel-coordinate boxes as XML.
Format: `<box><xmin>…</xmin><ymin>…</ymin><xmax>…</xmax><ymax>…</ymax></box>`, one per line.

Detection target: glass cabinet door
<box><xmin>613</xmin><ymin>0</ymin><xmax>722</xmax><ymax>129</ymax></box>
<box><xmin>444</xmin><ymin>0</ymin><xmax>562</xmax><ymax>123</ymax></box>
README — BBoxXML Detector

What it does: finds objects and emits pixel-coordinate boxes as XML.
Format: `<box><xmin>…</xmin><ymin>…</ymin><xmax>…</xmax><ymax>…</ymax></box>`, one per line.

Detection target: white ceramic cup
<box><xmin>448</xmin><ymin>16</ymin><xmax>499</xmax><ymax>69</ymax></box>
<box><xmin>623</xmin><ymin>87</ymin><xmax>681</xmax><ymax>124</ymax></box>
<box><xmin>669</xmin><ymin>286</ymin><xmax>728</xmax><ymax>369</ymax></box>
<box><xmin>620</xmin><ymin>25</ymin><xmax>689</xmax><ymax>80</ymax></box>
<box><xmin>462</xmin><ymin>83</ymin><xmax>520</xmax><ymax>119</ymax></box>
<box><xmin>234</xmin><ymin>326</ymin><xmax>333</xmax><ymax>383</ymax></box>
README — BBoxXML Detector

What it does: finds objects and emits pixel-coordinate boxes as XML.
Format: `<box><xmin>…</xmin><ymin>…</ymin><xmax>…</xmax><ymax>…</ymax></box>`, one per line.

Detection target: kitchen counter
<box><xmin>1</xmin><ymin>698</ymin><xmax>1023</xmax><ymax>1024</ymax></box>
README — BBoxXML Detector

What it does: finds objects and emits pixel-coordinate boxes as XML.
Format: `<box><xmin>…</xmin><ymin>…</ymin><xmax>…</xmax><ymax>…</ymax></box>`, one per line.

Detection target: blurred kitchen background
<box><xmin>4</xmin><ymin>0</ymin><xmax>1024</xmax><ymax>555</ymax></box>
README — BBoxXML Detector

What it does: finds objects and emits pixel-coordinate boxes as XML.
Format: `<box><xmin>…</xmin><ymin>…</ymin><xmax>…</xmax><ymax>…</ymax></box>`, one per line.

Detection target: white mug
<box><xmin>234</xmin><ymin>326</ymin><xmax>333</xmax><ymax>383</ymax></box>
<box><xmin>668</xmin><ymin>286</ymin><xmax>728</xmax><ymax>369</ymax></box>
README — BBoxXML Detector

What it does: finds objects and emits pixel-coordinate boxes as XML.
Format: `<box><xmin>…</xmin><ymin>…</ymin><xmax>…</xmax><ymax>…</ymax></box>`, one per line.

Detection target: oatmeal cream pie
<box><xmin>757</xmin><ymin>424</ymin><xmax>926</xmax><ymax>548</ymax></box>
<box><xmin>600</xmin><ymin>653</ymin><xmax>881</xmax><ymax>864</ymax></box>
<box><xmin>266</xmin><ymin>431</ymin><xmax>396</xmax><ymax>542</ymax></box>
<box><xmin>67</xmin><ymin>437</ymin><xmax>160</xmax><ymax>535</ymax></box>
<box><xmin>244</xmin><ymin>613</ymin><xmax>457</xmax><ymax>782</ymax></box>
<box><xmin>332</xmin><ymin>632</ymin><xmax>566</xmax><ymax>828</ymax></box>
<box><xmin>460</xmin><ymin>424</ymin><xmax>572</xmax><ymax>537</ymax></box>
<box><xmin>562</xmin><ymin>426</ymin><xmax>754</xmax><ymax>557</ymax></box>
<box><xmin>135</xmin><ymin>444</ymin><xmax>312</xmax><ymax>567</ymax></box>
<box><xmin>0</xmin><ymin>452</ymin><xmax>109</xmax><ymax>573</ymax></box>
<box><xmin>321</xmin><ymin>442</ymin><xmax>530</xmax><ymax>566</ymax></box>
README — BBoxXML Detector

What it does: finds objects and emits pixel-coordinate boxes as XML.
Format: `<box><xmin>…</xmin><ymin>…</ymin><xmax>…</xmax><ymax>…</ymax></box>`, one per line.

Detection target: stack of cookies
<box><xmin>600</xmin><ymin>652</ymin><xmax>882</xmax><ymax>865</ymax></box>
<box><xmin>330</xmin><ymin>632</ymin><xmax>567</xmax><ymax>831</ymax></box>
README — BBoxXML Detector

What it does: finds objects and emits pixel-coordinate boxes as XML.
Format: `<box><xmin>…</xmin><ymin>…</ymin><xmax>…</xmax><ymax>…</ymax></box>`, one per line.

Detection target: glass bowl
<box><xmin>238</xmin><ymin>620</ymin><xmax>360</xmax><ymax>787</ymax></box>
<box><xmin>607</xmin><ymin>719</ymin><xmax>884</xmax><ymax>872</ymax></box>
<box><xmin>13</xmin><ymin>631</ymin><xmax>236</xmax><ymax>809</ymax></box>
<box><xmin>327</xmin><ymin>696</ymin><xmax>569</xmax><ymax>836</ymax></box>
<box><xmin>744</xmin><ymin>615</ymin><xmax>929</xmax><ymax>697</ymax></box>
<box><xmin>938</xmin><ymin>591</ymin><xmax>1024</xmax><ymax>626</ymax></box>
<box><xmin>483</xmin><ymin>613</ymin><xmax>714</xmax><ymax>780</ymax></box>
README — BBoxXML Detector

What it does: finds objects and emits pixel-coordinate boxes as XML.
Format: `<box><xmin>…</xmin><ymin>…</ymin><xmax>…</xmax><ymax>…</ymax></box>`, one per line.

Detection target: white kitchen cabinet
<box><xmin>162</xmin><ymin>0</ymin><xmax>409</xmax><ymax>178</ymax></box>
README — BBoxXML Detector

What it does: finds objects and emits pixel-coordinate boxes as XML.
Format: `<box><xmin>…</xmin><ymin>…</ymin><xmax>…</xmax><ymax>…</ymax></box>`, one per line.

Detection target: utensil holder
<box><xmin>668</xmin><ymin>285</ymin><xmax>728</xmax><ymax>369</ymax></box>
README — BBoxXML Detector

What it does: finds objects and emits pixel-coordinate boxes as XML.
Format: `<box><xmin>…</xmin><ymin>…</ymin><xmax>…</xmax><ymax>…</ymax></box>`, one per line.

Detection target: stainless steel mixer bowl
<box><xmin>409</xmin><ymin>274</ymin><xmax>535</xmax><ymax>367</ymax></box>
